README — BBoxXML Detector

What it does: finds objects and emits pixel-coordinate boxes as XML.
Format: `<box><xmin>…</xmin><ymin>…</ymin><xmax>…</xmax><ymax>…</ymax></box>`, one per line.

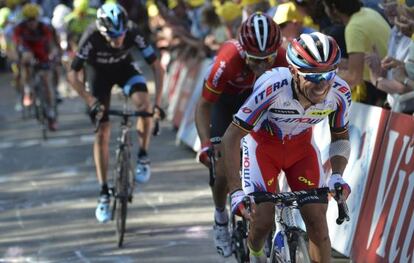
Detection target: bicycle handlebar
<box><xmin>107</xmin><ymin>110</ymin><xmax>153</xmax><ymax>117</ymax></box>
<box><xmin>94</xmin><ymin>110</ymin><xmax>160</xmax><ymax>136</ymax></box>
<box><xmin>250</xmin><ymin>188</ymin><xmax>329</xmax><ymax>205</ymax></box>
<box><xmin>248</xmin><ymin>186</ymin><xmax>350</xmax><ymax>225</ymax></box>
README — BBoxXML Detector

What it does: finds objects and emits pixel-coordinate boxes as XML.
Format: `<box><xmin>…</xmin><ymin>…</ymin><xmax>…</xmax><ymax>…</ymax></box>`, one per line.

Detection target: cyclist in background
<box><xmin>64</xmin><ymin>0</ymin><xmax>96</xmax><ymax>49</ymax></box>
<box><xmin>13</xmin><ymin>3</ymin><xmax>58</xmax><ymax>130</ymax></box>
<box><xmin>194</xmin><ymin>12</ymin><xmax>288</xmax><ymax>257</ymax></box>
<box><xmin>67</xmin><ymin>3</ymin><xmax>164</xmax><ymax>223</ymax></box>
<box><xmin>222</xmin><ymin>32</ymin><xmax>352</xmax><ymax>263</ymax></box>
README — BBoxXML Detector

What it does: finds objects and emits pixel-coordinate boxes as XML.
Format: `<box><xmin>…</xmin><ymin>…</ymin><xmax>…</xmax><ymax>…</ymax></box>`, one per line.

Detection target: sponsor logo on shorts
<box><xmin>242</xmin><ymin>138</ymin><xmax>251</xmax><ymax>188</ymax></box>
<box><xmin>267</xmin><ymin>178</ymin><xmax>274</xmax><ymax>186</ymax></box>
<box><xmin>298</xmin><ymin>176</ymin><xmax>315</xmax><ymax>186</ymax></box>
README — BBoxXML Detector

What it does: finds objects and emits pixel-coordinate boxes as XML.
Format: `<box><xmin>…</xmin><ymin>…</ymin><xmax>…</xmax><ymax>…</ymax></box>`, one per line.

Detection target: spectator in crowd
<box><xmin>64</xmin><ymin>0</ymin><xmax>97</xmax><ymax>45</ymax></box>
<box><xmin>185</xmin><ymin>0</ymin><xmax>210</xmax><ymax>40</ymax></box>
<box><xmin>365</xmin><ymin>0</ymin><xmax>412</xmax><ymax>113</ymax></box>
<box><xmin>273</xmin><ymin>1</ymin><xmax>314</xmax><ymax>48</ymax></box>
<box><xmin>215</xmin><ymin>0</ymin><xmax>242</xmax><ymax>39</ymax></box>
<box><xmin>322</xmin><ymin>0</ymin><xmax>391</xmax><ymax>106</ymax></box>
<box><xmin>201</xmin><ymin>4</ymin><xmax>229</xmax><ymax>54</ymax></box>
<box><xmin>118</xmin><ymin>0</ymin><xmax>152</xmax><ymax>41</ymax></box>
<box><xmin>239</xmin><ymin>0</ymin><xmax>270</xmax><ymax>21</ymax></box>
<box><xmin>293</xmin><ymin>0</ymin><xmax>331</xmax><ymax>31</ymax></box>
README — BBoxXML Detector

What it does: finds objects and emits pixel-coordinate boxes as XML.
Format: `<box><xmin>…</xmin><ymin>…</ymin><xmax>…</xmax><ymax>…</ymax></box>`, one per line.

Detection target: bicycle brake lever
<box><xmin>243</xmin><ymin>196</ymin><xmax>252</xmax><ymax>214</ymax></box>
<box><xmin>334</xmin><ymin>183</ymin><xmax>350</xmax><ymax>225</ymax></box>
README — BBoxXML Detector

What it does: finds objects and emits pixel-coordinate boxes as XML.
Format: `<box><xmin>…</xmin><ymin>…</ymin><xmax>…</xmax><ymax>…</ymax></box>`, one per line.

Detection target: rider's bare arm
<box><xmin>329</xmin><ymin>127</ymin><xmax>350</xmax><ymax>175</ymax></box>
<box><xmin>195</xmin><ymin>94</ymin><xmax>214</xmax><ymax>144</ymax></box>
<box><xmin>67</xmin><ymin>65</ymin><xmax>95</xmax><ymax>107</ymax></box>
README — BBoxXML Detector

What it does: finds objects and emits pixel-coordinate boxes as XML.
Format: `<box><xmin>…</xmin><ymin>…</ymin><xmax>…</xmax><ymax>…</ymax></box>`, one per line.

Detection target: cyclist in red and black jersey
<box><xmin>194</xmin><ymin>12</ymin><xmax>288</xmax><ymax>257</ymax></box>
<box><xmin>13</xmin><ymin>3</ymin><xmax>57</xmax><ymax>130</ymax></box>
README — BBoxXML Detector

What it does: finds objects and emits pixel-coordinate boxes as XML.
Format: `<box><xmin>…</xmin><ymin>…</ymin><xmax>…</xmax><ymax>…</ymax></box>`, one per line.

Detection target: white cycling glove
<box><xmin>328</xmin><ymin>173</ymin><xmax>351</xmax><ymax>195</ymax></box>
<box><xmin>230</xmin><ymin>189</ymin><xmax>246</xmax><ymax>216</ymax></box>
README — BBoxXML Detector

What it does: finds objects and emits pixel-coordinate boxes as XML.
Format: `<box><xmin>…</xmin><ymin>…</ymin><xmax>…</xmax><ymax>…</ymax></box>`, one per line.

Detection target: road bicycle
<box><xmin>21</xmin><ymin>62</ymin><xmax>58</xmax><ymax>140</ymax></box>
<box><xmin>99</xmin><ymin>96</ymin><xmax>157</xmax><ymax>248</ymax></box>
<box><xmin>232</xmin><ymin>186</ymin><xmax>349</xmax><ymax>263</ymax></box>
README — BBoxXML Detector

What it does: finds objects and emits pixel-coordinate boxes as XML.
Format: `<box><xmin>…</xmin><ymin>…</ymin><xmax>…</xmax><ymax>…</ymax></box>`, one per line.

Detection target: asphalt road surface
<box><xmin>0</xmin><ymin>72</ymin><xmax>350</xmax><ymax>263</ymax></box>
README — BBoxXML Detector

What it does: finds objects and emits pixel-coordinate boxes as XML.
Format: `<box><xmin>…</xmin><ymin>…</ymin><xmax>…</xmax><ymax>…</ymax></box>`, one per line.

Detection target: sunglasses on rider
<box><xmin>297</xmin><ymin>69</ymin><xmax>337</xmax><ymax>83</ymax></box>
<box><xmin>106</xmin><ymin>30</ymin><xmax>126</xmax><ymax>39</ymax></box>
<box><xmin>245</xmin><ymin>52</ymin><xmax>278</xmax><ymax>64</ymax></box>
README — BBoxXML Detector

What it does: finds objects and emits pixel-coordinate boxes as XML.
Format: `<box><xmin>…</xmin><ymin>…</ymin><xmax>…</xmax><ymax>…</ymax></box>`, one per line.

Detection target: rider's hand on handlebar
<box><xmin>88</xmin><ymin>100</ymin><xmax>104</xmax><ymax>124</ymax></box>
<box><xmin>197</xmin><ymin>141</ymin><xmax>212</xmax><ymax>168</ymax></box>
<box><xmin>230</xmin><ymin>189</ymin><xmax>254</xmax><ymax>220</ymax></box>
<box><xmin>153</xmin><ymin>105</ymin><xmax>166</xmax><ymax>120</ymax></box>
<box><xmin>328</xmin><ymin>173</ymin><xmax>351</xmax><ymax>200</ymax></box>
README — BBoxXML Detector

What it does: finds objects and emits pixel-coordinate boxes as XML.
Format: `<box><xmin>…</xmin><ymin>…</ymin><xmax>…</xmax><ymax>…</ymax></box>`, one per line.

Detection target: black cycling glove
<box><xmin>88</xmin><ymin>101</ymin><xmax>103</xmax><ymax>124</ymax></box>
<box><xmin>154</xmin><ymin>105</ymin><xmax>166</xmax><ymax>120</ymax></box>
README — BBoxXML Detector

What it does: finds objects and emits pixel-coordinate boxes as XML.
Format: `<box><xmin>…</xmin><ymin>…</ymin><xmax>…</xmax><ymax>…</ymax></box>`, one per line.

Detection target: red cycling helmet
<box><xmin>239</xmin><ymin>12</ymin><xmax>282</xmax><ymax>56</ymax></box>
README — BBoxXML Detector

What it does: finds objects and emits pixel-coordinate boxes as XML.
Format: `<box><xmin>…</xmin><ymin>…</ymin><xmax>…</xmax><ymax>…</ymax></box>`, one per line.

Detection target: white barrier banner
<box><xmin>176</xmin><ymin>58</ymin><xmax>213</xmax><ymax>151</ymax></box>
<box><xmin>313</xmin><ymin>103</ymin><xmax>386</xmax><ymax>256</ymax></box>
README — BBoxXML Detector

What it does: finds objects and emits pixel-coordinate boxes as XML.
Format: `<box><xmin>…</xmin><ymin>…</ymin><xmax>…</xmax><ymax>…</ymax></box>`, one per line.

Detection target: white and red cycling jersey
<box><xmin>202</xmin><ymin>39</ymin><xmax>288</xmax><ymax>103</ymax></box>
<box><xmin>232</xmin><ymin>67</ymin><xmax>352</xmax><ymax>194</ymax></box>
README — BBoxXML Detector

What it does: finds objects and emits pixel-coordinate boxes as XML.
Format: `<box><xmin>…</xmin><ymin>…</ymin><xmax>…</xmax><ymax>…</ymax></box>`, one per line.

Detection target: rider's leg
<box><xmin>248</xmin><ymin>202</ymin><xmax>274</xmax><ymax>263</ymax></box>
<box><xmin>283</xmin><ymin>132</ymin><xmax>330</xmax><ymax>262</ymax></box>
<box><xmin>130</xmin><ymin>89</ymin><xmax>153</xmax><ymax>183</ymax></box>
<box><xmin>40</xmin><ymin>70</ymin><xmax>52</xmax><ymax>106</ymax></box>
<box><xmin>94</xmin><ymin>121</ymin><xmax>111</xmax><ymax>188</ymax></box>
<box><xmin>248</xmin><ymin>204</ymin><xmax>275</xmax><ymax>249</ymax></box>
<box><xmin>300</xmin><ymin>204</ymin><xmax>331</xmax><ymax>263</ymax></box>
<box><xmin>130</xmin><ymin>91</ymin><xmax>152</xmax><ymax>152</ymax></box>
<box><xmin>212</xmin><ymin>143</ymin><xmax>228</xmax><ymax>211</ymax></box>
<box><xmin>94</xmin><ymin>120</ymin><xmax>112</xmax><ymax>223</ymax></box>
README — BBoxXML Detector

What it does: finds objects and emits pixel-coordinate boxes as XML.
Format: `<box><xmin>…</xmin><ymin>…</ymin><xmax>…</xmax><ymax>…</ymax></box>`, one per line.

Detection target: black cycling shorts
<box><xmin>86</xmin><ymin>63</ymin><xmax>148</xmax><ymax>122</ymax></box>
<box><xmin>210</xmin><ymin>90</ymin><xmax>251</xmax><ymax>143</ymax></box>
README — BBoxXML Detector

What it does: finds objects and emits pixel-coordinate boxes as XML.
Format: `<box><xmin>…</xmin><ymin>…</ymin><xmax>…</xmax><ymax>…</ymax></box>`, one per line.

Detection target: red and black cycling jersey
<box><xmin>71</xmin><ymin>21</ymin><xmax>157</xmax><ymax>71</ymax></box>
<box><xmin>13</xmin><ymin>21</ymin><xmax>54</xmax><ymax>63</ymax></box>
<box><xmin>202</xmin><ymin>40</ymin><xmax>288</xmax><ymax>103</ymax></box>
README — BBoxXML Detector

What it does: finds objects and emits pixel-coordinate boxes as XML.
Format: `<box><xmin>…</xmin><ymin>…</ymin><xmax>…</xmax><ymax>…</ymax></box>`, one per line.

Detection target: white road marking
<box><xmin>80</xmin><ymin>135</ymin><xmax>95</xmax><ymax>143</ymax></box>
<box><xmin>74</xmin><ymin>250</ymin><xmax>90</xmax><ymax>263</ymax></box>
<box><xmin>138</xmin><ymin>192</ymin><xmax>159</xmax><ymax>213</ymax></box>
<box><xmin>18</xmin><ymin>140</ymin><xmax>39</xmax><ymax>148</ymax></box>
<box><xmin>0</xmin><ymin>142</ymin><xmax>13</xmax><ymax>149</ymax></box>
<box><xmin>15</xmin><ymin>208</ymin><xmax>24</xmax><ymax>228</ymax></box>
<box><xmin>43</xmin><ymin>138</ymin><xmax>69</xmax><ymax>147</ymax></box>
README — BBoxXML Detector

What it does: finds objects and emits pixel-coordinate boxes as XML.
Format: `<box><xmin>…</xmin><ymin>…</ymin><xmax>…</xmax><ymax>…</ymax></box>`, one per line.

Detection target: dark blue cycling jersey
<box><xmin>71</xmin><ymin>21</ymin><xmax>156</xmax><ymax>71</ymax></box>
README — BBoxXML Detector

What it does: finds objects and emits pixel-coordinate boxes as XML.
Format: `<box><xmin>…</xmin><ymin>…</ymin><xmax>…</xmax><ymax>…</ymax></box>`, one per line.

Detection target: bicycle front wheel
<box><xmin>115</xmin><ymin>150</ymin><xmax>129</xmax><ymax>248</ymax></box>
<box><xmin>288</xmin><ymin>230</ymin><xmax>311</xmax><ymax>263</ymax></box>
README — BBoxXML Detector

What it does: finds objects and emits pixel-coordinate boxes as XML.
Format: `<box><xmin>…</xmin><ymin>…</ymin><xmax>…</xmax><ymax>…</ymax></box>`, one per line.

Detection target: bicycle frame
<box><xmin>270</xmin><ymin>200</ymin><xmax>310</xmax><ymax>263</ymax></box>
<box><xmin>105</xmin><ymin>96</ymin><xmax>153</xmax><ymax>248</ymax></box>
<box><xmin>250</xmin><ymin>187</ymin><xmax>349</xmax><ymax>263</ymax></box>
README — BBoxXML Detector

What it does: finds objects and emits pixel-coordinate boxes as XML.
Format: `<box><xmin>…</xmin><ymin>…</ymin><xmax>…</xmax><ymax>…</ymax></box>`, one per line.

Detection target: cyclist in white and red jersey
<box><xmin>195</xmin><ymin>12</ymin><xmax>288</xmax><ymax>257</ymax></box>
<box><xmin>222</xmin><ymin>32</ymin><xmax>352</xmax><ymax>263</ymax></box>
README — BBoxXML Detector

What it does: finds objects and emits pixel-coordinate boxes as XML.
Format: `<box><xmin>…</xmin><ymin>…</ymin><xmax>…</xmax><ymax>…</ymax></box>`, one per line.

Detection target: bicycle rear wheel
<box><xmin>288</xmin><ymin>230</ymin><xmax>311</xmax><ymax>263</ymax></box>
<box><xmin>115</xmin><ymin>150</ymin><xmax>129</xmax><ymax>248</ymax></box>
